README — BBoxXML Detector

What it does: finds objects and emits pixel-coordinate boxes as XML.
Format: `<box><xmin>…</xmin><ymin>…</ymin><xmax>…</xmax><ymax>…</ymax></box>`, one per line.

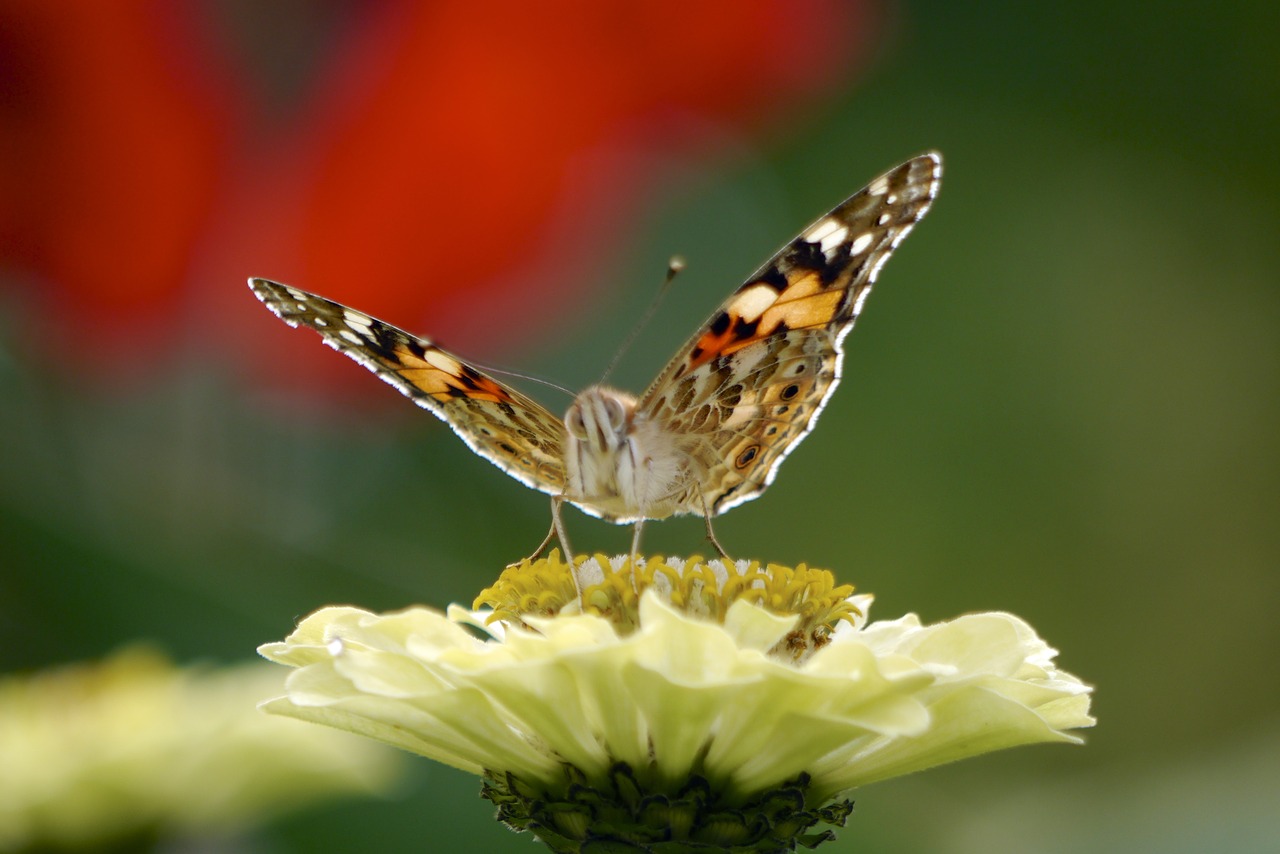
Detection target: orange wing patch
<box><xmin>394</xmin><ymin>345</ymin><xmax>519</xmax><ymax>404</ymax></box>
<box><xmin>684</xmin><ymin>270</ymin><xmax>842</xmax><ymax>371</ymax></box>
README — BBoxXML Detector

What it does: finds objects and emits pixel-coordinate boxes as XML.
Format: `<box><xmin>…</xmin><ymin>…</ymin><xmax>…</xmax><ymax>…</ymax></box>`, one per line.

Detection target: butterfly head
<box><xmin>565</xmin><ymin>386</ymin><xmax>635</xmax><ymax>453</ymax></box>
<box><xmin>564</xmin><ymin>386</ymin><xmax>686</xmax><ymax>521</ymax></box>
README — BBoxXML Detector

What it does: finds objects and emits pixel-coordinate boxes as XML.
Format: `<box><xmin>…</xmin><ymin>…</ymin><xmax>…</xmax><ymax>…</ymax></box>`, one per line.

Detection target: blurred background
<box><xmin>1</xmin><ymin>1</ymin><xmax>1277</xmax><ymax>851</ymax></box>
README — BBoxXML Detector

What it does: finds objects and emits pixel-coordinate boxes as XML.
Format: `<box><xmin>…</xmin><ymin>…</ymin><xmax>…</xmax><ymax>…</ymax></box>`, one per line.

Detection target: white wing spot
<box><xmin>314</xmin><ymin>318</ymin><xmax>328</xmax><ymax>327</ymax></box>
<box><xmin>343</xmin><ymin>311</ymin><xmax>374</xmax><ymax>333</ymax></box>
<box><xmin>426</xmin><ymin>350</ymin><xmax>462</xmax><ymax>373</ymax></box>
<box><xmin>876</xmin><ymin>213</ymin><xmax>891</xmax><ymax>225</ymax></box>
<box><xmin>866</xmin><ymin>177</ymin><xmax>890</xmax><ymax>196</ymax></box>
<box><xmin>886</xmin><ymin>194</ymin><xmax>898</xmax><ymax>205</ymax></box>
<box><xmin>339</xmin><ymin>329</ymin><xmax>363</xmax><ymax>345</ymax></box>
<box><xmin>729</xmin><ymin>283</ymin><xmax>778</xmax><ymax>323</ymax></box>
<box><xmin>849</xmin><ymin>232</ymin><xmax>874</xmax><ymax>256</ymax></box>
<box><xmin>285</xmin><ymin>287</ymin><xmax>308</xmax><ymax>301</ymax></box>
<box><xmin>818</xmin><ymin>225</ymin><xmax>848</xmax><ymax>255</ymax></box>
<box><xmin>804</xmin><ymin>217</ymin><xmax>843</xmax><ymax>244</ymax></box>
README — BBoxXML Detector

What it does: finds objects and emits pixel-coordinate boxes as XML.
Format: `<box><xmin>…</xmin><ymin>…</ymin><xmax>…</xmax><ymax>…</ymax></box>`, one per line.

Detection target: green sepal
<box><xmin>481</xmin><ymin>764</ymin><xmax>854</xmax><ymax>853</ymax></box>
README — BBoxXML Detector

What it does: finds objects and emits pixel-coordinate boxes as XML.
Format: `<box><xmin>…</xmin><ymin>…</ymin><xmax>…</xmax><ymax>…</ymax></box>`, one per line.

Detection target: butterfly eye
<box><xmin>566</xmin><ymin>406</ymin><xmax>588</xmax><ymax>440</ymax></box>
<box><xmin>603</xmin><ymin>397</ymin><xmax>627</xmax><ymax>431</ymax></box>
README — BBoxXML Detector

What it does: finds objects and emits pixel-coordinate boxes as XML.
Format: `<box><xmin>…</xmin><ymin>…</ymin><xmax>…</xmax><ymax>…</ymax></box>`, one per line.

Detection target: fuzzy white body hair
<box><xmin>563</xmin><ymin>386</ymin><xmax>690</xmax><ymax>523</ymax></box>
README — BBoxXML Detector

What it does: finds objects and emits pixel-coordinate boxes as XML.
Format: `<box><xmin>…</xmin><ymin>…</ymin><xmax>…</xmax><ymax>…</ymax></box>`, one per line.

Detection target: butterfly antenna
<box><xmin>600</xmin><ymin>256</ymin><xmax>685</xmax><ymax>384</ymax></box>
<box><xmin>469</xmin><ymin>362</ymin><xmax>576</xmax><ymax>400</ymax></box>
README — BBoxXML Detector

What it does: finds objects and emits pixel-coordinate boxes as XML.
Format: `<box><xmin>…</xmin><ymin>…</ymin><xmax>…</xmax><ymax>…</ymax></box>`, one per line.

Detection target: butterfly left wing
<box><xmin>638</xmin><ymin>153</ymin><xmax>941</xmax><ymax>516</ymax></box>
<box><xmin>249</xmin><ymin>278</ymin><xmax>567</xmax><ymax>496</ymax></box>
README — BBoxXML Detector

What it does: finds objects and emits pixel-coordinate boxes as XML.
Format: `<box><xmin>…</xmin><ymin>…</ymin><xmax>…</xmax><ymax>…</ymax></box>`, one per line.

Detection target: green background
<box><xmin>3</xmin><ymin>2</ymin><xmax>1277</xmax><ymax>852</ymax></box>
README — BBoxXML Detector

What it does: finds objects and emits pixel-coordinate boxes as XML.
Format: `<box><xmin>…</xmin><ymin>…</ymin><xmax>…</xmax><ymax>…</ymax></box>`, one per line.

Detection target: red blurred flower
<box><xmin>0</xmin><ymin>0</ymin><xmax>877</xmax><ymax>395</ymax></box>
<box><xmin>0</xmin><ymin>1</ymin><xmax>239</xmax><ymax>361</ymax></box>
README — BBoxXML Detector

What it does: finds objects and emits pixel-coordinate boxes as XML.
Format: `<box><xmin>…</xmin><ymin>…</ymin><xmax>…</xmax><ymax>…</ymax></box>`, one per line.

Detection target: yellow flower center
<box><xmin>473</xmin><ymin>552</ymin><xmax>862</xmax><ymax>660</ymax></box>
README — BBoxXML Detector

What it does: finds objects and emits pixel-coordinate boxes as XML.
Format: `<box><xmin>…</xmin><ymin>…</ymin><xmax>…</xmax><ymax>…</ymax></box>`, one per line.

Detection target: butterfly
<box><xmin>250</xmin><ymin>153</ymin><xmax>941</xmax><ymax>571</ymax></box>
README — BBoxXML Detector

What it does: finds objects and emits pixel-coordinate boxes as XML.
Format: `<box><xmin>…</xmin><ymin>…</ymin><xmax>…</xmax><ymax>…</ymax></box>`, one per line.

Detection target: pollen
<box><xmin>474</xmin><ymin>552</ymin><xmax>863</xmax><ymax>660</ymax></box>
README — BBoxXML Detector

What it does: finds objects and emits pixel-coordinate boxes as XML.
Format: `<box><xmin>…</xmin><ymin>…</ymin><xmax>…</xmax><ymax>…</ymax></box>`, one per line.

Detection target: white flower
<box><xmin>0</xmin><ymin>647</ymin><xmax>402</xmax><ymax>851</ymax></box>
<box><xmin>806</xmin><ymin>609</ymin><xmax>1094</xmax><ymax>800</ymax></box>
<box><xmin>259</xmin><ymin>554</ymin><xmax>1093</xmax><ymax>813</ymax></box>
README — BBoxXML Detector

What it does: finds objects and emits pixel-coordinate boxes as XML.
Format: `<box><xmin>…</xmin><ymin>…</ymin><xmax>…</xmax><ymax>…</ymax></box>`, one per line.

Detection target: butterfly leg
<box><xmin>517</xmin><ymin>517</ymin><xmax>558</xmax><ymax>565</ymax></box>
<box><xmin>700</xmin><ymin>495</ymin><xmax>732</xmax><ymax>563</ymax></box>
<box><xmin>551</xmin><ymin>496</ymin><xmax>584</xmax><ymax>599</ymax></box>
<box><xmin>628</xmin><ymin>518</ymin><xmax>645</xmax><ymax>579</ymax></box>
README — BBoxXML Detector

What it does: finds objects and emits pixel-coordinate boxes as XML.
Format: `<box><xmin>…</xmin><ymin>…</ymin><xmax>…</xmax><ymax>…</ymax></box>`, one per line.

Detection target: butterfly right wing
<box><xmin>249</xmin><ymin>278</ymin><xmax>567</xmax><ymax>497</ymax></box>
<box><xmin>635</xmin><ymin>154</ymin><xmax>941</xmax><ymax>516</ymax></box>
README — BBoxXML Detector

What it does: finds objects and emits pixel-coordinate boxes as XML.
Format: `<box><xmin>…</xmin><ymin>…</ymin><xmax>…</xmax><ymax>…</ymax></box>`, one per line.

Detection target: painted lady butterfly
<box><xmin>251</xmin><ymin>153</ymin><xmax>941</xmax><ymax>562</ymax></box>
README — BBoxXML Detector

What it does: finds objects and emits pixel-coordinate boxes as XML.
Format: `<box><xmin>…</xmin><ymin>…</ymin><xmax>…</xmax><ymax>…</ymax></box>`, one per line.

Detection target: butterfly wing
<box><xmin>249</xmin><ymin>278</ymin><xmax>567</xmax><ymax>496</ymax></box>
<box><xmin>638</xmin><ymin>153</ymin><xmax>941</xmax><ymax>515</ymax></box>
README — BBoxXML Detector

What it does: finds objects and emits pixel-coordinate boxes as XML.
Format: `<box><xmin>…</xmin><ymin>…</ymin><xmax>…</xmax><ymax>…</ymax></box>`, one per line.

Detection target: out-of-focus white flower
<box><xmin>0</xmin><ymin>647</ymin><xmax>402</xmax><ymax>851</ymax></box>
<box><xmin>259</xmin><ymin>554</ymin><xmax>1093</xmax><ymax>850</ymax></box>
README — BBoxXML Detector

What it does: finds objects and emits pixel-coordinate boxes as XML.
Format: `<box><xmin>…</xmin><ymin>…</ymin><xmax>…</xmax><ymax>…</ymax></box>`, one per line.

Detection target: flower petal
<box><xmin>259</xmin><ymin>559</ymin><xmax>1094</xmax><ymax>810</ymax></box>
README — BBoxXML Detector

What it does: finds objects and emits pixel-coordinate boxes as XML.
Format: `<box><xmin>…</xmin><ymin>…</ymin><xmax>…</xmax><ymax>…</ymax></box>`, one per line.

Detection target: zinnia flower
<box><xmin>259</xmin><ymin>554</ymin><xmax>1093</xmax><ymax>851</ymax></box>
<box><xmin>0</xmin><ymin>647</ymin><xmax>402</xmax><ymax>852</ymax></box>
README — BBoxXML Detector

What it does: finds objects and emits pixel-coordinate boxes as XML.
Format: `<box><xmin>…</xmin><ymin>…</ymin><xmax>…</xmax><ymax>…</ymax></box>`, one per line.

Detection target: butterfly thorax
<box><xmin>563</xmin><ymin>386</ymin><xmax>692</xmax><ymax>523</ymax></box>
